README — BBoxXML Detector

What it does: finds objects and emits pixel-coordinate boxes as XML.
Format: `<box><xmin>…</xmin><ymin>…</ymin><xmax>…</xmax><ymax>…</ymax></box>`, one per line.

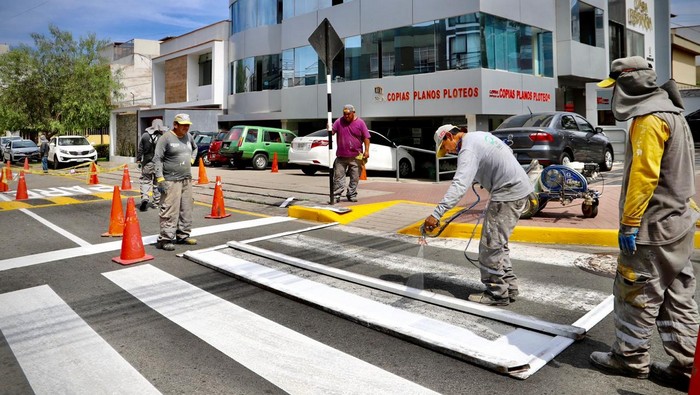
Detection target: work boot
<box><xmin>155</xmin><ymin>240</ymin><xmax>175</xmax><ymax>251</ymax></box>
<box><xmin>508</xmin><ymin>288</ymin><xmax>519</xmax><ymax>302</ymax></box>
<box><xmin>650</xmin><ymin>361</ymin><xmax>690</xmax><ymax>391</ymax></box>
<box><xmin>176</xmin><ymin>238</ymin><xmax>198</xmax><ymax>245</ymax></box>
<box><xmin>139</xmin><ymin>200</ymin><xmax>149</xmax><ymax>212</ymax></box>
<box><xmin>347</xmin><ymin>196</ymin><xmax>358</xmax><ymax>202</ymax></box>
<box><xmin>150</xmin><ymin>201</ymin><xmax>159</xmax><ymax>209</ymax></box>
<box><xmin>467</xmin><ymin>292</ymin><xmax>509</xmax><ymax>306</ymax></box>
<box><xmin>589</xmin><ymin>352</ymin><xmax>648</xmax><ymax>379</ymax></box>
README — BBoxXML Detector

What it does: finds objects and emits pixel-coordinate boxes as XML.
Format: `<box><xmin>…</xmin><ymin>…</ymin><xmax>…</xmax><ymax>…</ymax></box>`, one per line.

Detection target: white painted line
<box><xmin>182</xmin><ymin>252</ymin><xmax>532</xmax><ymax>375</ymax></box>
<box><xmin>104</xmin><ymin>264</ymin><xmax>440</xmax><ymax>394</ymax></box>
<box><xmin>266</xmin><ymin>234</ymin><xmax>609</xmax><ymax>312</ymax></box>
<box><xmin>225</xmin><ymin>241</ymin><xmax>585</xmax><ymax>340</ymax></box>
<box><xmin>0</xmin><ymin>285</ymin><xmax>160</xmax><ymax>395</ymax></box>
<box><xmin>0</xmin><ymin>216</ymin><xmax>295</xmax><ymax>272</ymax></box>
<box><xmin>240</xmin><ymin>222</ymin><xmax>339</xmax><ymax>244</ymax></box>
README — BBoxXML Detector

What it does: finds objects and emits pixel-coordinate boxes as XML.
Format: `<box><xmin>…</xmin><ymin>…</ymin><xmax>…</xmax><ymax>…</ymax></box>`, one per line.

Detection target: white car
<box><xmin>289</xmin><ymin>130</ymin><xmax>415</xmax><ymax>177</ymax></box>
<box><xmin>48</xmin><ymin>135</ymin><xmax>97</xmax><ymax>169</ymax></box>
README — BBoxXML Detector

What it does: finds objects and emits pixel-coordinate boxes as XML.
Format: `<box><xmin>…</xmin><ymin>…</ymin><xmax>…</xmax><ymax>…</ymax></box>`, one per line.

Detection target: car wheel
<box><xmin>252</xmin><ymin>153</ymin><xmax>268</xmax><ymax>170</ymax></box>
<box><xmin>301</xmin><ymin>167</ymin><xmax>317</xmax><ymax>176</ymax></box>
<box><xmin>202</xmin><ymin>152</ymin><xmax>211</xmax><ymax>166</ymax></box>
<box><xmin>559</xmin><ymin>151</ymin><xmax>572</xmax><ymax>166</ymax></box>
<box><xmin>398</xmin><ymin>159</ymin><xmax>413</xmax><ymax>178</ymax></box>
<box><xmin>52</xmin><ymin>156</ymin><xmax>60</xmax><ymax>170</ymax></box>
<box><xmin>599</xmin><ymin>147</ymin><xmax>613</xmax><ymax>171</ymax></box>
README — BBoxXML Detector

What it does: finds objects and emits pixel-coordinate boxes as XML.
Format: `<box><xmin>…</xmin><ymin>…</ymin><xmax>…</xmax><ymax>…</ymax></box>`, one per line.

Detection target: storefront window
<box><xmin>571</xmin><ymin>0</ymin><xmax>604</xmax><ymax>48</ymax></box>
<box><xmin>626</xmin><ymin>29</ymin><xmax>644</xmax><ymax>57</ymax></box>
<box><xmin>234</xmin><ymin>57</ymin><xmax>255</xmax><ymax>93</ymax></box>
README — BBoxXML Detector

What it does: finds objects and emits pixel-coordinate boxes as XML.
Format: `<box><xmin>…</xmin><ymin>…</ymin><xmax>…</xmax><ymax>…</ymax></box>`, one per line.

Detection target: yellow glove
<box><xmin>191</xmin><ymin>158</ymin><xmax>195</xmax><ymax>165</ymax></box>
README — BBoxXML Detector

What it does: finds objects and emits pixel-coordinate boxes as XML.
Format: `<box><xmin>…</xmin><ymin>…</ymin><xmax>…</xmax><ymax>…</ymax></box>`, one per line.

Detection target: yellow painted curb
<box><xmin>289</xmin><ymin>201</ymin><xmax>403</xmax><ymax>225</ymax></box>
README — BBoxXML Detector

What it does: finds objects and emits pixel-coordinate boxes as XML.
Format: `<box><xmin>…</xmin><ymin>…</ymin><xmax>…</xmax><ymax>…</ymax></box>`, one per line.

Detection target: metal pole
<box><xmin>326</xmin><ymin>24</ymin><xmax>334</xmax><ymax>205</ymax></box>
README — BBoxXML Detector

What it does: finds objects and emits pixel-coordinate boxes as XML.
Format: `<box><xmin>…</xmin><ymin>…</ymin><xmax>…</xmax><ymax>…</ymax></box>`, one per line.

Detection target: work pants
<box><xmin>611</xmin><ymin>229</ymin><xmax>698</xmax><ymax>374</ymax></box>
<box><xmin>478</xmin><ymin>197</ymin><xmax>527</xmax><ymax>298</ymax></box>
<box><xmin>140</xmin><ymin>162</ymin><xmax>160</xmax><ymax>205</ymax></box>
<box><xmin>158</xmin><ymin>179</ymin><xmax>193</xmax><ymax>243</ymax></box>
<box><xmin>333</xmin><ymin>156</ymin><xmax>360</xmax><ymax>200</ymax></box>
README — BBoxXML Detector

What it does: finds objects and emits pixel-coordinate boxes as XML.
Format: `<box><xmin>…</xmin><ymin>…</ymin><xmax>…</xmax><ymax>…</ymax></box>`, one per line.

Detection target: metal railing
<box><xmin>394</xmin><ymin>145</ymin><xmax>458</xmax><ymax>182</ymax></box>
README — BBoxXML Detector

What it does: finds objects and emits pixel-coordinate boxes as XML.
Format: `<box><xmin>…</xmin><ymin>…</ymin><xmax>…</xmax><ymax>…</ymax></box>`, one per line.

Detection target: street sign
<box><xmin>308</xmin><ymin>18</ymin><xmax>343</xmax><ymax>68</ymax></box>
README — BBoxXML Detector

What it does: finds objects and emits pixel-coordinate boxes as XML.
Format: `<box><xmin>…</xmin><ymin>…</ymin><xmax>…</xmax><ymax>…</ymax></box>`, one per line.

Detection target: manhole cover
<box><xmin>573</xmin><ymin>253</ymin><xmax>617</xmax><ymax>278</ymax></box>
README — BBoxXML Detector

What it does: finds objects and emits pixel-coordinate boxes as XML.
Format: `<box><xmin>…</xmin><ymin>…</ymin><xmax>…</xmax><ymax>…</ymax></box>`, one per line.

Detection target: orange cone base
<box><xmin>101</xmin><ymin>231</ymin><xmax>124</xmax><ymax>237</ymax></box>
<box><xmin>112</xmin><ymin>253</ymin><xmax>154</xmax><ymax>266</ymax></box>
<box><xmin>206</xmin><ymin>212</ymin><xmax>231</xmax><ymax>219</ymax></box>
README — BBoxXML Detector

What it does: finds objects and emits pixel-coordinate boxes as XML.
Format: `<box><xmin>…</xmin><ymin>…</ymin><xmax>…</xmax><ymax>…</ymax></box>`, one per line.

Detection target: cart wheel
<box><xmin>520</xmin><ymin>192</ymin><xmax>540</xmax><ymax>219</ymax></box>
<box><xmin>582</xmin><ymin>203</ymin><xmax>598</xmax><ymax>218</ymax></box>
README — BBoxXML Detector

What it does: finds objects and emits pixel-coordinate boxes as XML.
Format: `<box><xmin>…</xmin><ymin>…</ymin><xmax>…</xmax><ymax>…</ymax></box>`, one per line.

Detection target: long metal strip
<box><xmin>225</xmin><ymin>240</ymin><xmax>586</xmax><ymax>340</ymax></box>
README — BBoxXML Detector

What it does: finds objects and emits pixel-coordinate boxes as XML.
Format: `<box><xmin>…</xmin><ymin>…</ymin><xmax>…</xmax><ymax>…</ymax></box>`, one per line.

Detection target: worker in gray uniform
<box><xmin>589</xmin><ymin>56</ymin><xmax>699</xmax><ymax>393</ymax></box>
<box><xmin>152</xmin><ymin>113</ymin><xmax>198</xmax><ymax>251</ymax></box>
<box><xmin>423</xmin><ymin>125</ymin><xmax>533</xmax><ymax>306</ymax></box>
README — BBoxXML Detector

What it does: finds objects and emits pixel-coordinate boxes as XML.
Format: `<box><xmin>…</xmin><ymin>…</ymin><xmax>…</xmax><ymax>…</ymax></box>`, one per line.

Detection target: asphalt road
<box><xmin>0</xmin><ymin>168</ymin><xmax>692</xmax><ymax>394</ymax></box>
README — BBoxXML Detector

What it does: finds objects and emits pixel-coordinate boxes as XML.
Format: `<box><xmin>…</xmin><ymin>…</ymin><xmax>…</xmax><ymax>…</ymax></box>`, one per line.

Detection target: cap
<box><xmin>433</xmin><ymin>124</ymin><xmax>459</xmax><ymax>158</ymax></box>
<box><xmin>342</xmin><ymin>104</ymin><xmax>355</xmax><ymax>114</ymax></box>
<box><xmin>174</xmin><ymin>113</ymin><xmax>192</xmax><ymax>125</ymax></box>
<box><xmin>597</xmin><ymin>56</ymin><xmax>653</xmax><ymax>88</ymax></box>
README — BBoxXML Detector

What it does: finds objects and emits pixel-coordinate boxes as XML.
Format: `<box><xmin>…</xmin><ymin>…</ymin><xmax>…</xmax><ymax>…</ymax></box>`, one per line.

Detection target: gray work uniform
<box><xmin>613</xmin><ymin>112</ymin><xmax>699</xmax><ymax>374</ymax></box>
<box><xmin>137</xmin><ymin>131</ymin><xmax>161</xmax><ymax>205</ymax></box>
<box><xmin>431</xmin><ymin>131</ymin><xmax>533</xmax><ymax>298</ymax></box>
<box><xmin>152</xmin><ymin>131</ymin><xmax>197</xmax><ymax>243</ymax></box>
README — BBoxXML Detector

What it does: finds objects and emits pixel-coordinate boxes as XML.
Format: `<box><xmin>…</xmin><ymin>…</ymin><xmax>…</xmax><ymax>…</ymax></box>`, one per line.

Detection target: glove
<box><xmin>618</xmin><ymin>225</ymin><xmax>639</xmax><ymax>255</ymax></box>
<box><xmin>156</xmin><ymin>177</ymin><xmax>167</xmax><ymax>194</ymax></box>
<box><xmin>137</xmin><ymin>162</ymin><xmax>142</xmax><ymax>169</ymax></box>
<box><xmin>191</xmin><ymin>158</ymin><xmax>195</xmax><ymax>165</ymax></box>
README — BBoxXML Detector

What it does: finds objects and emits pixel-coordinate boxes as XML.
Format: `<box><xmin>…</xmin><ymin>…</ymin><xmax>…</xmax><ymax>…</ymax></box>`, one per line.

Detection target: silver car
<box><xmin>490</xmin><ymin>112</ymin><xmax>614</xmax><ymax>171</ymax></box>
<box><xmin>3</xmin><ymin>139</ymin><xmax>40</xmax><ymax>163</ymax></box>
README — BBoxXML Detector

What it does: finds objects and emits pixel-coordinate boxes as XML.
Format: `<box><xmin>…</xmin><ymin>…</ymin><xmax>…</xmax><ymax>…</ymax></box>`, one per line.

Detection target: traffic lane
<box><xmin>0</xmin><ymin>207</ymin><xmax>84</xmax><ymax>260</ymax></box>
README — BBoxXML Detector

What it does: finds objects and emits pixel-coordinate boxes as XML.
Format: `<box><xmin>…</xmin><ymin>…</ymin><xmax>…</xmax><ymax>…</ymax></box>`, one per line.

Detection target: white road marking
<box><xmin>268</xmin><ymin>234</ymin><xmax>609</xmax><ymax>311</ymax></box>
<box><xmin>0</xmin><ymin>216</ymin><xmax>295</xmax><ymax>272</ymax></box>
<box><xmin>104</xmin><ymin>264</ymin><xmax>441</xmax><ymax>394</ymax></box>
<box><xmin>0</xmin><ymin>285</ymin><xmax>160</xmax><ymax>395</ymax></box>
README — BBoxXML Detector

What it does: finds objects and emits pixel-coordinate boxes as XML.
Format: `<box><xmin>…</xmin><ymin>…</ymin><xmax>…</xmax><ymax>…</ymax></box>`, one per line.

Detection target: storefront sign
<box><xmin>629</xmin><ymin>0</ymin><xmax>652</xmax><ymax>31</ymax></box>
<box><xmin>596</xmin><ymin>89</ymin><xmax>612</xmax><ymax>110</ymax></box>
<box><xmin>488</xmin><ymin>88</ymin><xmax>551</xmax><ymax>102</ymax></box>
<box><xmin>376</xmin><ymin>86</ymin><xmax>480</xmax><ymax>102</ymax></box>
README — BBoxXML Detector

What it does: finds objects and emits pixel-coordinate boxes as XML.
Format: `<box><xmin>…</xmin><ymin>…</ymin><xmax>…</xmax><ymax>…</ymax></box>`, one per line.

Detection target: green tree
<box><xmin>0</xmin><ymin>24</ymin><xmax>122</xmax><ymax>137</ymax></box>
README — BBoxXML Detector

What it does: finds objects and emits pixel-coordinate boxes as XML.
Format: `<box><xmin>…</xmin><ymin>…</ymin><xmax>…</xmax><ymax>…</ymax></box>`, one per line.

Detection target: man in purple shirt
<box><xmin>332</xmin><ymin>104</ymin><xmax>370</xmax><ymax>202</ymax></box>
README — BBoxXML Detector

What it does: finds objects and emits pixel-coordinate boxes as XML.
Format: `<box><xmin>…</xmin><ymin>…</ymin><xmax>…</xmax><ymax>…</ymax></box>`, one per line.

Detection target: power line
<box><xmin>6</xmin><ymin>1</ymin><xmax>51</xmax><ymax>21</ymax></box>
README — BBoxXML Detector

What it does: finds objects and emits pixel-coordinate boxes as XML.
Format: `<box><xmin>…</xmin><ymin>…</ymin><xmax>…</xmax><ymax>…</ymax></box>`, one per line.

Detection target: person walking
<box><xmin>152</xmin><ymin>113</ymin><xmax>198</xmax><ymax>251</ymax></box>
<box><xmin>422</xmin><ymin>125</ymin><xmax>533</xmax><ymax>306</ymax></box>
<box><xmin>332</xmin><ymin>104</ymin><xmax>370</xmax><ymax>203</ymax></box>
<box><xmin>39</xmin><ymin>134</ymin><xmax>49</xmax><ymax>173</ymax></box>
<box><xmin>589</xmin><ymin>56</ymin><xmax>699</xmax><ymax>392</ymax></box>
<box><xmin>137</xmin><ymin>119</ymin><xmax>168</xmax><ymax>212</ymax></box>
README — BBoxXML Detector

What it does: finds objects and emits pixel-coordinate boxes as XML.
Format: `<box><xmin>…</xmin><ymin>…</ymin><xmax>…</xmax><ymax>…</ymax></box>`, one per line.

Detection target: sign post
<box><xmin>309</xmin><ymin>18</ymin><xmax>343</xmax><ymax>204</ymax></box>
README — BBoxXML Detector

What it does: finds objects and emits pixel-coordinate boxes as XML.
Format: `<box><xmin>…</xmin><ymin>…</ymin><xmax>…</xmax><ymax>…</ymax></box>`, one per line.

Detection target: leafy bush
<box><xmin>94</xmin><ymin>144</ymin><xmax>110</xmax><ymax>160</ymax></box>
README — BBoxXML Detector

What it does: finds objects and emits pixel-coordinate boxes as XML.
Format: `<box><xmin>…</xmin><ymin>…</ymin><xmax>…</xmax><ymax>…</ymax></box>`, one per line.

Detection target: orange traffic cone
<box><xmin>359</xmin><ymin>163</ymin><xmax>367</xmax><ymax>180</ymax></box>
<box><xmin>87</xmin><ymin>162</ymin><xmax>99</xmax><ymax>185</ymax></box>
<box><xmin>15</xmin><ymin>171</ymin><xmax>28</xmax><ymax>200</ymax></box>
<box><xmin>0</xmin><ymin>167</ymin><xmax>8</xmax><ymax>192</ymax></box>
<box><xmin>5</xmin><ymin>161</ymin><xmax>12</xmax><ymax>180</ymax></box>
<box><xmin>112</xmin><ymin>197</ymin><xmax>153</xmax><ymax>265</ymax></box>
<box><xmin>197</xmin><ymin>157</ymin><xmax>209</xmax><ymax>184</ymax></box>
<box><xmin>206</xmin><ymin>176</ymin><xmax>231</xmax><ymax>219</ymax></box>
<box><xmin>102</xmin><ymin>185</ymin><xmax>125</xmax><ymax>237</ymax></box>
<box><xmin>121</xmin><ymin>165</ymin><xmax>132</xmax><ymax>190</ymax></box>
<box><xmin>271</xmin><ymin>152</ymin><xmax>278</xmax><ymax>173</ymax></box>
<box><xmin>23</xmin><ymin>157</ymin><xmax>29</xmax><ymax>170</ymax></box>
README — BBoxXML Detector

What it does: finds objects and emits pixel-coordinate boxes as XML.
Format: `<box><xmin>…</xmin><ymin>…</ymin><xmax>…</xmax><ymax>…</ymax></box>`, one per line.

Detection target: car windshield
<box><xmin>58</xmin><ymin>137</ymin><xmax>90</xmax><ymax>146</ymax></box>
<box><xmin>227</xmin><ymin>128</ymin><xmax>244</xmax><ymax>141</ymax></box>
<box><xmin>197</xmin><ymin>136</ymin><xmax>212</xmax><ymax>144</ymax></box>
<box><xmin>498</xmin><ymin>114</ymin><xmax>554</xmax><ymax>129</ymax></box>
<box><xmin>14</xmin><ymin>140</ymin><xmax>37</xmax><ymax>148</ymax></box>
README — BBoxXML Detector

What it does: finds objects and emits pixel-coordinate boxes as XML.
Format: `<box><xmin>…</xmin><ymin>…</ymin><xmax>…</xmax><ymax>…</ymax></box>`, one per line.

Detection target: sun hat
<box><xmin>433</xmin><ymin>124</ymin><xmax>460</xmax><ymax>158</ymax></box>
<box><xmin>174</xmin><ymin>113</ymin><xmax>192</xmax><ymax>125</ymax></box>
<box><xmin>597</xmin><ymin>56</ymin><xmax>652</xmax><ymax>88</ymax></box>
<box><xmin>146</xmin><ymin>118</ymin><xmax>168</xmax><ymax>133</ymax></box>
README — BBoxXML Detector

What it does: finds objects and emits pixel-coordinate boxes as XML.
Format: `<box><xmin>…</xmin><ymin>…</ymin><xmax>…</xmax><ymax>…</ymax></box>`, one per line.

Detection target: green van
<box><xmin>219</xmin><ymin>125</ymin><xmax>297</xmax><ymax>170</ymax></box>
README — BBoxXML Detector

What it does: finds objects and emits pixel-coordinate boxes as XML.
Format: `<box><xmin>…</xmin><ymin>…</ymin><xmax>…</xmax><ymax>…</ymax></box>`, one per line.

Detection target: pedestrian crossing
<box><xmin>0</xmin><ymin>224</ymin><xmax>615</xmax><ymax>392</ymax></box>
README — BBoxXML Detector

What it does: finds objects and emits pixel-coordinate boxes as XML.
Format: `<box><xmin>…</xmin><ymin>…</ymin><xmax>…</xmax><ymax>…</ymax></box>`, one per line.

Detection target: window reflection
<box><xmin>571</xmin><ymin>0</ymin><xmax>605</xmax><ymax>48</ymax></box>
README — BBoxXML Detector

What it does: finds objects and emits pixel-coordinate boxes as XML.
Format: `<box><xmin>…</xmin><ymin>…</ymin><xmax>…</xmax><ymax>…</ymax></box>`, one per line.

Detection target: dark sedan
<box><xmin>194</xmin><ymin>134</ymin><xmax>212</xmax><ymax>165</ymax></box>
<box><xmin>490</xmin><ymin>112</ymin><xmax>614</xmax><ymax>171</ymax></box>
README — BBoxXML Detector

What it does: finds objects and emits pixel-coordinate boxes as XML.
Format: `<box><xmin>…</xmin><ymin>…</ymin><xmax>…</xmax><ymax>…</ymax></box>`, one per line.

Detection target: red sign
<box><xmin>488</xmin><ymin>88</ymin><xmax>551</xmax><ymax>102</ymax></box>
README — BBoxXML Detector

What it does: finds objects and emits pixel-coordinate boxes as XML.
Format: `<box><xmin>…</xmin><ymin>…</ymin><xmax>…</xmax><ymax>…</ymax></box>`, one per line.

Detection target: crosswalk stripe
<box><xmin>103</xmin><ymin>264</ymin><xmax>441</xmax><ymax>394</ymax></box>
<box><xmin>267</xmin><ymin>234</ymin><xmax>610</xmax><ymax>311</ymax></box>
<box><xmin>0</xmin><ymin>285</ymin><xmax>160</xmax><ymax>395</ymax></box>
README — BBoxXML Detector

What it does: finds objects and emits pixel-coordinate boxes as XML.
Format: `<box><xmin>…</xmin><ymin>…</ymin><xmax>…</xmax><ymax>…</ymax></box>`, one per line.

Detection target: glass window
<box><xmin>258</xmin><ymin>54</ymin><xmax>282</xmax><ymax>91</ymax></box>
<box><xmin>574</xmin><ymin>115</ymin><xmax>595</xmax><ymax>133</ymax></box>
<box><xmin>445</xmin><ymin>14</ymin><xmax>480</xmax><ymax>70</ymax></box>
<box><xmin>198</xmin><ymin>53</ymin><xmax>212</xmax><ymax>86</ymax></box>
<box><xmin>234</xmin><ymin>57</ymin><xmax>255</xmax><ymax>93</ymax></box>
<box><xmin>295</xmin><ymin>46</ymin><xmax>319</xmax><ymax>86</ymax></box>
<box><xmin>609</xmin><ymin>21</ymin><xmax>626</xmax><ymax>60</ymax></box>
<box><xmin>482</xmin><ymin>14</ymin><xmax>520</xmax><ymax>72</ymax></box>
<box><xmin>295</xmin><ymin>0</ymin><xmax>317</xmax><ymax>15</ymax></box>
<box><xmin>561</xmin><ymin>115</ymin><xmax>578</xmax><ymax>130</ymax></box>
<box><xmin>264</xmin><ymin>131</ymin><xmax>281</xmax><ymax>142</ymax></box>
<box><xmin>282</xmin><ymin>49</ymin><xmax>294</xmax><ymax>87</ymax></box>
<box><xmin>283</xmin><ymin>0</ymin><xmax>294</xmax><ymax>20</ymax></box>
<box><xmin>344</xmin><ymin>35</ymin><xmax>370</xmax><ymax>81</ymax></box>
<box><xmin>535</xmin><ymin>30</ymin><xmax>553</xmax><ymax>77</ymax></box>
<box><xmin>571</xmin><ymin>1</ymin><xmax>604</xmax><ymax>48</ymax></box>
<box><xmin>627</xmin><ymin>29</ymin><xmax>644</xmax><ymax>57</ymax></box>
<box><xmin>246</xmin><ymin>129</ymin><xmax>258</xmax><ymax>143</ymax></box>
<box><xmin>498</xmin><ymin>114</ymin><xmax>554</xmax><ymax>128</ymax></box>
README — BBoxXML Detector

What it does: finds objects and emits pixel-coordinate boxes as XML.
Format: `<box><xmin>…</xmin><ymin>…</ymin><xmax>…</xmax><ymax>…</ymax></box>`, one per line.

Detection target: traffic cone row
<box><xmin>206</xmin><ymin>176</ymin><xmax>230</xmax><ymax>219</ymax></box>
<box><xmin>197</xmin><ymin>157</ymin><xmax>209</xmax><ymax>184</ymax></box>
<box><xmin>102</xmin><ymin>186</ymin><xmax>125</xmax><ymax>237</ymax></box>
<box><xmin>112</xmin><ymin>197</ymin><xmax>153</xmax><ymax>265</ymax></box>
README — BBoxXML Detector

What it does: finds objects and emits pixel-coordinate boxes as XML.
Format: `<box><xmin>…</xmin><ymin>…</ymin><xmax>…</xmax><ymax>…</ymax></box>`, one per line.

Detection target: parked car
<box><xmin>219</xmin><ymin>125</ymin><xmax>297</xmax><ymax>170</ymax></box>
<box><xmin>190</xmin><ymin>130</ymin><xmax>217</xmax><ymax>141</ymax></box>
<box><xmin>289</xmin><ymin>129</ymin><xmax>416</xmax><ymax>177</ymax></box>
<box><xmin>686</xmin><ymin>108</ymin><xmax>700</xmax><ymax>145</ymax></box>
<box><xmin>0</xmin><ymin>136</ymin><xmax>22</xmax><ymax>158</ymax></box>
<box><xmin>3</xmin><ymin>139</ymin><xmax>40</xmax><ymax>163</ymax></box>
<box><xmin>193</xmin><ymin>134</ymin><xmax>212</xmax><ymax>165</ymax></box>
<box><xmin>206</xmin><ymin>130</ymin><xmax>230</xmax><ymax>166</ymax></box>
<box><xmin>490</xmin><ymin>112</ymin><xmax>614</xmax><ymax>171</ymax></box>
<box><xmin>48</xmin><ymin>135</ymin><xmax>97</xmax><ymax>169</ymax></box>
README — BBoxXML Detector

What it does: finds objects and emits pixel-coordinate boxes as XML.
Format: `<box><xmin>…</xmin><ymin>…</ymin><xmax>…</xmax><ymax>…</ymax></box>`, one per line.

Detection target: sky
<box><xmin>0</xmin><ymin>0</ymin><xmax>699</xmax><ymax>48</ymax></box>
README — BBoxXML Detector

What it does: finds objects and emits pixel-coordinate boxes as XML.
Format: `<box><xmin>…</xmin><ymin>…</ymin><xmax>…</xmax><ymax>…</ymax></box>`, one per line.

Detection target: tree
<box><xmin>0</xmin><ymin>24</ymin><xmax>122</xmax><ymax>137</ymax></box>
